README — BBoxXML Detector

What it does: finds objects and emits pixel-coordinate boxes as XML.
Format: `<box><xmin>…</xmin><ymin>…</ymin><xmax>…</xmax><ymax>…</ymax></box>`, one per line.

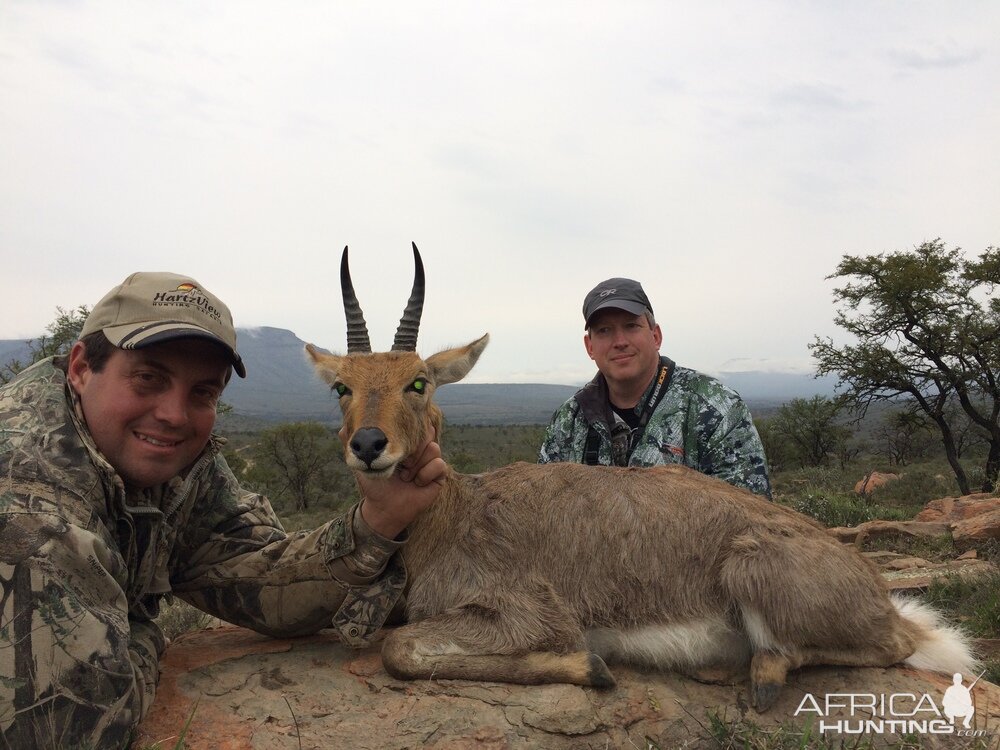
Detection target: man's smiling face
<box><xmin>67</xmin><ymin>338</ymin><xmax>230</xmax><ymax>489</ymax></box>
<box><xmin>584</xmin><ymin>308</ymin><xmax>662</xmax><ymax>393</ymax></box>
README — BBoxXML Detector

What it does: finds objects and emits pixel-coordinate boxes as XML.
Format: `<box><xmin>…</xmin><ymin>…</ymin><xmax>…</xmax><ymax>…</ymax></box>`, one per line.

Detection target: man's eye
<box><xmin>333</xmin><ymin>383</ymin><xmax>351</xmax><ymax>398</ymax></box>
<box><xmin>134</xmin><ymin>372</ymin><xmax>163</xmax><ymax>387</ymax></box>
<box><xmin>409</xmin><ymin>378</ymin><xmax>427</xmax><ymax>393</ymax></box>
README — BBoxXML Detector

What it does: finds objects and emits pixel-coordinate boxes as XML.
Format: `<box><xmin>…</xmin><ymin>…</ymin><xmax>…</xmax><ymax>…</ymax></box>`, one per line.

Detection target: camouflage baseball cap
<box><xmin>582</xmin><ymin>277</ymin><xmax>654</xmax><ymax>328</ymax></box>
<box><xmin>80</xmin><ymin>271</ymin><xmax>247</xmax><ymax>377</ymax></box>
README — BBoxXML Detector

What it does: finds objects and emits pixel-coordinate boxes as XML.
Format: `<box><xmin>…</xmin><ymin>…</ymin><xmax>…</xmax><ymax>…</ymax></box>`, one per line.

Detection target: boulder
<box><xmin>911</xmin><ymin>493</ymin><xmax>1000</xmax><ymax>546</ymax></box>
<box><xmin>830</xmin><ymin>493</ymin><xmax>1000</xmax><ymax>551</ymax></box>
<box><xmin>854</xmin><ymin>471</ymin><xmax>901</xmax><ymax>496</ymax></box>
<box><xmin>136</xmin><ymin>626</ymin><xmax>1000</xmax><ymax>750</ymax></box>
<box><xmin>916</xmin><ymin>494</ymin><xmax>1000</xmax><ymax>523</ymax></box>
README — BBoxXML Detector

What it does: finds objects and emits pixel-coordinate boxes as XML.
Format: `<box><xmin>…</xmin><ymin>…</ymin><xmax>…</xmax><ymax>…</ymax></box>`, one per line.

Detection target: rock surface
<box><xmin>915</xmin><ymin>494</ymin><xmax>1000</xmax><ymax>546</ymax></box>
<box><xmin>854</xmin><ymin>471</ymin><xmax>901</xmax><ymax>496</ymax></box>
<box><xmin>136</xmin><ymin>626</ymin><xmax>1000</xmax><ymax>750</ymax></box>
<box><xmin>830</xmin><ymin>492</ymin><xmax>1000</xmax><ymax>552</ymax></box>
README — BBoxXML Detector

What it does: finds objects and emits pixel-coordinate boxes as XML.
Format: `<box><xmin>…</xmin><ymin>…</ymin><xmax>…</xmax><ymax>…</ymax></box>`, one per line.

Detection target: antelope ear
<box><xmin>305</xmin><ymin>344</ymin><xmax>344</xmax><ymax>386</ymax></box>
<box><xmin>426</xmin><ymin>334</ymin><xmax>489</xmax><ymax>386</ymax></box>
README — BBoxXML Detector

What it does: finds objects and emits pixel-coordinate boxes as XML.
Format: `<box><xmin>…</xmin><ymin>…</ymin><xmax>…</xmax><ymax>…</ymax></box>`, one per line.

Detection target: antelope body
<box><xmin>307</xmin><ymin>245</ymin><xmax>975</xmax><ymax>710</ymax></box>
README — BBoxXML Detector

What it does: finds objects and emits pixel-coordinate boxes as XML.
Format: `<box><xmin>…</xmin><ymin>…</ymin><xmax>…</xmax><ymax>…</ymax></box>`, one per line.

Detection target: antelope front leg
<box><xmin>381</xmin><ymin>601</ymin><xmax>614</xmax><ymax>688</ymax></box>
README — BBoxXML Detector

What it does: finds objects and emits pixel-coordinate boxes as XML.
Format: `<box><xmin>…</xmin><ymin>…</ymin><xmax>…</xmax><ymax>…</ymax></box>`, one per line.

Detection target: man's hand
<box><xmin>354</xmin><ymin>422</ymin><xmax>447</xmax><ymax>540</ymax></box>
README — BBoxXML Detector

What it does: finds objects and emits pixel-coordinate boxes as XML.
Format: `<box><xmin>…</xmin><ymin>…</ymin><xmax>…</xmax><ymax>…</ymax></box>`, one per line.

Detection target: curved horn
<box><xmin>340</xmin><ymin>246</ymin><xmax>372</xmax><ymax>353</ymax></box>
<box><xmin>391</xmin><ymin>242</ymin><xmax>425</xmax><ymax>352</ymax></box>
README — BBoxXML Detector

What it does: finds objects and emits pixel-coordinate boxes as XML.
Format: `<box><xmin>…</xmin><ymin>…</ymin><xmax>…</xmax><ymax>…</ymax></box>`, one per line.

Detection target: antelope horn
<box><xmin>391</xmin><ymin>242</ymin><xmax>425</xmax><ymax>352</ymax></box>
<box><xmin>340</xmin><ymin>246</ymin><xmax>372</xmax><ymax>353</ymax></box>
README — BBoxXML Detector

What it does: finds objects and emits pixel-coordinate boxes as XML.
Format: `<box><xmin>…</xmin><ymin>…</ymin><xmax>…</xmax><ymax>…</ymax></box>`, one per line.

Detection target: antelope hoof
<box><xmin>587</xmin><ymin>653</ymin><xmax>616</xmax><ymax>688</ymax></box>
<box><xmin>750</xmin><ymin>680</ymin><xmax>781</xmax><ymax>712</ymax></box>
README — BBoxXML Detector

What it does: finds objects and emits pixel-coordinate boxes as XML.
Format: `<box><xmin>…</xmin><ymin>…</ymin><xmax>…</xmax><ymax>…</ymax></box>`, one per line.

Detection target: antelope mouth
<box><xmin>345</xmin><ymin>452</ymin><xmax>405</xmax><ymax>480</ymax></box>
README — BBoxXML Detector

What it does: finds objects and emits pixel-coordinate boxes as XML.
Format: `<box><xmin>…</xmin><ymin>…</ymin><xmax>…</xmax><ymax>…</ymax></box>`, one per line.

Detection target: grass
<box><xmin>155</xmin><ymin>598</ymin><xmax>214</xmax><ymax>641</ymax></box>
<box><xmin>135</xmin><ymin>701</ymin><xmax>198</xmax><ymax>750</ymax></box>
<box><xmin>784</xmin><ymin>490</ymin><xmax>914</xmax><ymax>528</ymax></box>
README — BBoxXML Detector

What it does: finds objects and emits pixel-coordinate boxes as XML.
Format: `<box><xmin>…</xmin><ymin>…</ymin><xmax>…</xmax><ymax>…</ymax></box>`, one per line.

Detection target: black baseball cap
<box><xmin>582</xmin><ymin>278</ymin><xmax>654</xmax><ymax>328</ymax></box>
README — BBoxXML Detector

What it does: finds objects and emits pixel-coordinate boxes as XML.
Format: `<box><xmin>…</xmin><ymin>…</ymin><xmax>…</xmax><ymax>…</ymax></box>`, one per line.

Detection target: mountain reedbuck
<box><xmin>306</xmin><ymin>245</ymin><xmax>975</xmax><ymax>711</ymax></box>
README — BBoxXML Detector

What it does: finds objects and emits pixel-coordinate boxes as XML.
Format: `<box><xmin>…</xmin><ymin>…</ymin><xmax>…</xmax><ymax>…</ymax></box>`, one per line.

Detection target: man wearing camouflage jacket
<box><xmin>539</xmin><ymin>277</ymin><xmax>772</xmax><ymax>498</ymax></box>
<box><xmin>0</xmin><ymin>272</ymin><xmax>444</xmax><ymax>748</ymax></box>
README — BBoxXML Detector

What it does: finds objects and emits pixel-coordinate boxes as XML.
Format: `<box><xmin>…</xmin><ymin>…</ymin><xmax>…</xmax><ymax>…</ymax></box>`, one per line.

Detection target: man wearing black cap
<box><xmin>0</xmin><ymin>272</ymin><xmax>445</xmax><ymax>748</ymax></box>
<box><xmin>539</xmin><ymin>277</ymin><xmax>771</xmax><ymax>498</ymax></box>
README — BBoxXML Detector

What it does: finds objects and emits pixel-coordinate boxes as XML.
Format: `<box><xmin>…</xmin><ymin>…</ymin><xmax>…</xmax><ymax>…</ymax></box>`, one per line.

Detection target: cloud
<box><xmin>889</xmin><ymin>44</ymin><xmax>983</xmax><ymax>71</ymax></box>
<box><xmin>715</xmin><ymin>357</ymin><xmax>819</xmax><ymax>376</ymax></box>
<box><xmin>769</xmin><ymin>82</ymin><xmax>868</xmax><ymax>115</ymax></box>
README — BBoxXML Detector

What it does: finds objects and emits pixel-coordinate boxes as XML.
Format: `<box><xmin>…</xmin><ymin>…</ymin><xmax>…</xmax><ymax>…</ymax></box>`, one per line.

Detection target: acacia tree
<box><xmin>248</xmin><ymin>422</ymin><xmax>342</xmax><ymax>511</ymax></box>
<box><xmin>873</xmin><ymin>409</ymin><xmax>934</xmax><ymax>467</ymax></box>
<box><xmin>810</xmin><ymin>240</ymin><xmax>1000</xmax><ymax>493</ymax></box>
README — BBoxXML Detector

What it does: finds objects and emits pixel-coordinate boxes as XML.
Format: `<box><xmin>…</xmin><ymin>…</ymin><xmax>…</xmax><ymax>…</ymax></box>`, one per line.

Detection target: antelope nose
<box><xmin>351</xmin><ymin>428</ymin><xmax>389</xmax><ymax>468</ymax></box>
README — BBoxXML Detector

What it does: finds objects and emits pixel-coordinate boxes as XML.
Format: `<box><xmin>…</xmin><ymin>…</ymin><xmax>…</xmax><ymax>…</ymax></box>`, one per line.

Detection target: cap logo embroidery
<box><xmin>599</xmin><ymin>288</ymin><xmax>617</xmax><ymax>297</ymax></box>
<box><xmin>151</xmin><ymin>284</ymin><xmax>223</xmax><ymax>321</ymax></box>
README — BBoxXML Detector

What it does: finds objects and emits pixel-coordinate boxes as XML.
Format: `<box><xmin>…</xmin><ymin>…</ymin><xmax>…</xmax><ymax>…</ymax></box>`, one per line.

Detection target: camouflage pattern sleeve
<box><xmin>692</xmin><ymin>389</ymin><xmax>773</xmax><ymax>499</ymax></box>
<box><xmin>169</xmin><ymin>456</ymin><xmax>405</xmax><ymax>642</ymax></box>
<box><xmin>0</xmin><ymin>504</ymin><xmax>159</xmax><ymax>749</ymax></box>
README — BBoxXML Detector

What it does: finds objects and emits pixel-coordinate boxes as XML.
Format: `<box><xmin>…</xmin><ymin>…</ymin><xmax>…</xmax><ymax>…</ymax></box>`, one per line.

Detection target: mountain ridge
<box><xmin>0</xmin><ymin>327</ymin><xmax>836</xmax><ymax>425</ymax></box>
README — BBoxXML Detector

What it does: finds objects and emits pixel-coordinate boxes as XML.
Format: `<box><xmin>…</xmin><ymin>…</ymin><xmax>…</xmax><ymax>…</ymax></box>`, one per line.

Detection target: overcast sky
<box><xmin>2</xmin><ymin>2</ymin><xmax>997</xmax><ymax>385</ymax></box>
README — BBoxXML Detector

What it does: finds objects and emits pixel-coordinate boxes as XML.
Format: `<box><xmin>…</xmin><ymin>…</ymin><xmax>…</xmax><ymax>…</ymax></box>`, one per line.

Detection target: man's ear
<box><xmin>584</xmin><ymin>332</ymin><xmax>595</xmax><ymax>361</ymax></box>
<box><xmin>652</xmin><ymin>324</ymin><xmax>663</xmax><ymax>348</ymax></box>
<box><xmin>66</xmin><ymin>341</ymin><xmax>92</xmax><ymax>390</ymax></box>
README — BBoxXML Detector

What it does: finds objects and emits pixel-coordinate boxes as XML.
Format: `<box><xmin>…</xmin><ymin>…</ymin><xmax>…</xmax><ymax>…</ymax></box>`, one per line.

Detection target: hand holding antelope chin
<box><xmin>345</xmin><ymin>419</ymin><xmax>447</xmax><ymax>540</ymax></box>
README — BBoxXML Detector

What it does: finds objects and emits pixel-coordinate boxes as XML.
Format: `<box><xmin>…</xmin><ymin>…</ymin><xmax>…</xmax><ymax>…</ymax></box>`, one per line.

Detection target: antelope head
<box><xmin>306</xmin><ymin>243</ymin><xmax>489</xmax><ymax>478</ymax></box>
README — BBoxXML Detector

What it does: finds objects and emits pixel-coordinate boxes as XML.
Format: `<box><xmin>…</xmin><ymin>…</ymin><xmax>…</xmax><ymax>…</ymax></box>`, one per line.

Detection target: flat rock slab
<box><xmin>136</xmin><ymin>626</ymin><xmax>1000</xmax><ymax>750</ymax></box>
<box><xmin>881</xmin><ymin>557</ymin><xmax>999</xmax><ymax>591</ymax></box>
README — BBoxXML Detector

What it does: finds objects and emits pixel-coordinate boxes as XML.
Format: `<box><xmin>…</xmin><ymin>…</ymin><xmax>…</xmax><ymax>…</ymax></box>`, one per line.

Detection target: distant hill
<box><xmin>222</xmin><ymin>327</ymin><xmax>578</xmax><ymax>425</ymax></box>
<box><xmin>713</xmin><ymin>371</ymin><xmax>838</xmax><ymax>417</ymax></box>
<box><xmin>0</xmin><ymin>339</ymin><xmax>33</xmax><ymax>369</ymax></box>
<box><xmin>0</xmin><ymin>327</ymin><xmax>837</xmax><ymax>425</ymax></box>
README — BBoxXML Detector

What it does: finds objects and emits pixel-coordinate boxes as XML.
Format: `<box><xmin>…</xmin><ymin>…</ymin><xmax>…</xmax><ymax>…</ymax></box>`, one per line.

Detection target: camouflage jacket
<box><xmin>539</xmin><ymin>356</ymin><xmax>772</xmax><ymax>498</ymax></box>
<box><xmin>0</xmin><ymin>359</ymin><xmax>405</xmax><ymax>749</ymax></box>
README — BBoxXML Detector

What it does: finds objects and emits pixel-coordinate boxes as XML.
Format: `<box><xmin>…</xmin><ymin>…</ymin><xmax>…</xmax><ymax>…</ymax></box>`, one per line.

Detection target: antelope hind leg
<box><xmin>749</xmin><ymin>651</ymin><xmax>800</xmax><ymax>712</ymax></box>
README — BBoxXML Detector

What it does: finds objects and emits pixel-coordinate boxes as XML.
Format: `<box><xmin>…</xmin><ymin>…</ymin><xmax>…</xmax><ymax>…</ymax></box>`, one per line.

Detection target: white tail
<box><xmin>895</xmin><ymin>596</ymin><xmax>979</xmax><ymax>676</ymax></box>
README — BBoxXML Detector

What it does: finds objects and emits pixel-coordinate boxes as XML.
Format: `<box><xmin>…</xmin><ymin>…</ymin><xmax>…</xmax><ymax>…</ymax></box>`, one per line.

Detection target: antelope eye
<box><xmin>333</xmin><ymin>382</ymin><xmax>351</xmax><ymax>398</ymax></box>
<box><xmin>409</xmin><ymin>378</ymin><xmax>427</xmax><ymax>393</ymax></box>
